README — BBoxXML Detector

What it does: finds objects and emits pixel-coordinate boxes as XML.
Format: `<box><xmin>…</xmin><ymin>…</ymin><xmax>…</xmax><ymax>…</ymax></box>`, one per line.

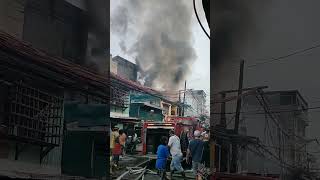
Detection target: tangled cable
<box><xmin>116</xmin><ymin>167</ymin><xmax>157</xmax><ymax>180</ymax></box>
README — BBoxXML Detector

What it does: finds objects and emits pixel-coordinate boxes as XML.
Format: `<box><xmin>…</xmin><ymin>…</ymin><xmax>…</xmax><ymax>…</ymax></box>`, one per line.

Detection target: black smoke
<box><xmin>85</xmin><ymin>0</ymin><xmax>109</xmax><ymax>74</ymax></box>
<box><xmin>213</xmin><ymin>1</ymin><xmax>253</xmax><ymax>68</ymax></box>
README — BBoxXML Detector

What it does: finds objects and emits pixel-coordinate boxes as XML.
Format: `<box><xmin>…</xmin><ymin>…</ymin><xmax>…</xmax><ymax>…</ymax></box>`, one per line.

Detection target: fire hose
<box><xmin>115</xmin><ymin>167</ymin><xmax>157</xmax><ymax>180</ymax></box>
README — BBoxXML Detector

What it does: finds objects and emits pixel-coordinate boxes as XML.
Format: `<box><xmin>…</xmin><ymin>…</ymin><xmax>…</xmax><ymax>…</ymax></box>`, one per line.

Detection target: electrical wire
<box><xmin>211</xmin><ymin>106</ymin><xmax>318</xmax><ymax>115</ymax></box>
<box><xmin>257</xmin><ymin>92</ymin><xmax>308</xmax><ymax>142</ymax></box>
<box><xmin>247</xmin><ymin>43</ymin><xmax>320</xmax><ymax>68</ymax></box>
<box><xmin>193</xmin><ymin>0</ymin><xmax>210</xmax><ymax>39</ymax></box>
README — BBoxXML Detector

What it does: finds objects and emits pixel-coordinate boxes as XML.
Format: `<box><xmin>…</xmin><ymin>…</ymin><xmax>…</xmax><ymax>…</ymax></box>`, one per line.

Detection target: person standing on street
<box><xmin>180</xmin><ymin>127</ymin><xmax>189</xmax><ymax>157</ymax></box>
<box><xmin>187</xmin><ymin>130</ymin><xmax>204</xmax><ymax>180</ymax></box>
<box><xmin>168</xmin><ymin>130</ymin><xmax>186</xmax><ymax>179</ymax></box>
<box><xmin>156</xmin><ymin>136</ymin><xmax>170</xmax><ymax>180</ymax></box>
<box><xmin>118</xmin><ymin>130</ymin><xmax>127</xmax><ymax>156</ymax></box>
<box><xmin>201</xmin><ymin>132</ymin><xmax>210</xmax><ymax>168</ymax></box>
<box><xmin>112</xmin><ymin>134</ymin><xmax>122</xmax><ymax>168</ymax></box>
<box><xmin>110</xmin><ymin>126</ymin><xmax>119</xmax><ymax>155</ymax></box>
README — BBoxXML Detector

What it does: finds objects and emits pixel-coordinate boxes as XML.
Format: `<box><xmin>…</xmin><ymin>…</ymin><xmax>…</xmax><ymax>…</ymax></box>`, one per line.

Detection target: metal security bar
<box><xmin>6</xmin><ymin>82</ymin><xmax>63</xmax><ymax>146</ymax></box>
<box><xmin>110</xmin><ymin>86</ymin><xmax>129</xmax><ymax>108</ymax></box>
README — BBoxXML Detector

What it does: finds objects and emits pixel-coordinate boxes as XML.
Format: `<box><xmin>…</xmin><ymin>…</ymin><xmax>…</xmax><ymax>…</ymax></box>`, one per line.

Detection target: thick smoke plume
<box><xmin>213</xmin><ymin>1</ymin><xmax>253</xmax><ymax>68</ymax></box>
<box><xmin>111</xmin><ymin>0</ymin><xmax>197</xmax><ymax>90</ymax></box>
<box><xmin>212</xmin><ymin>0</ymin><xmax>269</xmax><ymax>92</ymax></box>
<box><xmin>85</xmin><ymin>0</ymin><xmax>109</xmax><ymax>75</ymax></box>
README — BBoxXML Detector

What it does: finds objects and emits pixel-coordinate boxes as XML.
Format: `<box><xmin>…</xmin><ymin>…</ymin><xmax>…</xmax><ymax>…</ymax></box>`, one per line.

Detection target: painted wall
<box><xmin>129</xmin><ymin>103</ymin><xmax>163</xmax><ymax>122</ymax></box>
<box><xmin>130</xmin><ymin>93</ymin><xmax>161</xmax><ymax>107</ymax></box>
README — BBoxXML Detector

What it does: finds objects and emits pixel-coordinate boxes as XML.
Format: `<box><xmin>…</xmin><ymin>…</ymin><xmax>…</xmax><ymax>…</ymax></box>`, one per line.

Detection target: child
<box><xmin>156</xmin><ymin>136</ymin><xmax>170</xmax><ymax>180</ymax></box>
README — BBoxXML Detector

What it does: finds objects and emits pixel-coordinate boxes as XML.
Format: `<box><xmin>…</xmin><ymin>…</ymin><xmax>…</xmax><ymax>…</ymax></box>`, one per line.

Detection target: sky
<box><xmin>110</xmin><ymin>0</ymin><xmax>210</xmax><ymax>112</ymax></box>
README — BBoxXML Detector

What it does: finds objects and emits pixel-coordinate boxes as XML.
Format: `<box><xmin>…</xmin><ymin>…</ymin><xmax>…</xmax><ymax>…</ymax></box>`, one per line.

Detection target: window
<box><xmin>6</xmin><ymin>82</ymin><xmax>63</xmax><ymax>146</ymax></box>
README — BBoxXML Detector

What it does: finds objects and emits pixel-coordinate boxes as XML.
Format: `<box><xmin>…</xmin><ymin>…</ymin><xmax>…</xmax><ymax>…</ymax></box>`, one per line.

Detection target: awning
<box><xmin>131</xmin><ymin>102</ymin><xmax>163</xmax><ymax>110</ymax></box>
<box><xmin>110</xmin><ymin>116</ymin><xmax>140</xmax><ymax>123</ymax></box>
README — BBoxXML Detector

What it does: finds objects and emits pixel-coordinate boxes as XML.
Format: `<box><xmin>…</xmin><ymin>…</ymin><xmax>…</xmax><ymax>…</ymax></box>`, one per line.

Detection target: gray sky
<box><xmin>110</xmin><ymin>0</ymin><xmax>210</xmax><ymax>112</ymax></box>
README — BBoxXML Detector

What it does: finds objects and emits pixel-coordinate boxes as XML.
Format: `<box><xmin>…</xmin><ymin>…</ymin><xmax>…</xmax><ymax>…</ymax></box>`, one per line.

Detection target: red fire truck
<box><xmin>166</xmin><ymin>116</ymin><xmax>204</xmax><ymax>136</ymax></box>
<box><xmin>141</xmin><ymin>116</ymin><xmax>204</xmax><ymax>155</ymax></box>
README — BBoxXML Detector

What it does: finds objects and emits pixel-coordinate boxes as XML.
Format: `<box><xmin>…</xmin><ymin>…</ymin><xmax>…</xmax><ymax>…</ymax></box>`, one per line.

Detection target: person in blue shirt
<box><xmin>156</xmin><ymin>136</ymin><xmax>170</xmax><ymax>180</ymax></box>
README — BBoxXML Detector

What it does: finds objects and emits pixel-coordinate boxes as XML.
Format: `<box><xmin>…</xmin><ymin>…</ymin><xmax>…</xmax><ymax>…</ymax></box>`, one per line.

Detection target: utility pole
<box><xmin>182</xmin><ymin>80</ymin><xmax>187</xmax><ymax>116</ymax></box>
<box><xmin>178</xmin><ymin>90</ymin><xmax>181</xmax><ymax>116</ymax></box>
<box><xmin>220</xmin><ymin>93</ymin><xmax>227</xmax><ymax>127</ymax></box>
<box><xmin>231</xmin><ymin>60</ymin><xmax>244</xmax><ymax>173</ymax></box>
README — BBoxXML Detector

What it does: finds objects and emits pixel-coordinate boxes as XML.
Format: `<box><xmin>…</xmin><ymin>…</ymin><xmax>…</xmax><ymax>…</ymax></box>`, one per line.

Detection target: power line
<box><xmin>256</xmin><ymin>93</ymin><xmax>291</xmax><ymax>139</ymax></box>
<box><xmin>212</xmin><ymin>106</ymin><xmax>318</xmax><ymax>115</ymax></box>
<box><xmin>247</xmin><ymin>43</ymin><xmax>320</xmax><ymax>68</ymax></box>
<box><xmin>193</xmin><ymin>0</ymin><xmax>210</xmax><ymax>39</ymax></box>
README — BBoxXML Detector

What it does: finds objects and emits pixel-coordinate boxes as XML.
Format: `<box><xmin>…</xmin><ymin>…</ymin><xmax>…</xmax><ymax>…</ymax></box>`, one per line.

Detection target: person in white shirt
<box><xmin>168</xmin><ymin>130</ymin><xmax>185</xmax><ymax>179</ymax></box>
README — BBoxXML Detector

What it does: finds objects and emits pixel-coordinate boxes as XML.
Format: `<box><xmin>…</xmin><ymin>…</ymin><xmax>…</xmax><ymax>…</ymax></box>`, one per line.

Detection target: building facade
<box><xmin>239</xmin><ymin>90</ymin><xmax>308</xmax><ymax>176</ymax></box>
<box><xmin>110</xmin><ymin>54</ymin><xmax>117</xmax><ymax>74</ymax></box>
<box><xmin>112</xmin><ymin>56</ymin><xmax>137</xmax><ymax>82</ymax></box>
<box><xmin>184</xmin><ymin>90</ymin><xmax>207</xmax><ymax>117</ymax></box>
<box><xmin>129</xmin><ymin>93</ymin><xmax>164</xmax><ymax>122</ymax></box>
<box><xmin>0</xmin><ymin>0</ymin><xmax>108</xmax><ymax>76</ymax></box>
<box><xmin>0</xmin><ymin>1</ymin><xmax>109</xmax><ymax>178</ymax></box>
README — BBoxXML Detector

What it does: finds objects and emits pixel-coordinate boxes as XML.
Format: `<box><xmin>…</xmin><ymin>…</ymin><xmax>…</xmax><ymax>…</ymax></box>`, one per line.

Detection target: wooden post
<box><xmin>231</xmin><ymin>60</ymin><xmax>244</xmax><ymax>173</ymax></box>
<box><xmin>210</xmin><ymin>140</ymin><xmax>216</xmax><ymax>172</ymax></box>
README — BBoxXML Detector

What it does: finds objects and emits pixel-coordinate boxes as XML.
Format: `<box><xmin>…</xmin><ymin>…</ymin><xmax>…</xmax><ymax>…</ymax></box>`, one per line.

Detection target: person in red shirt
<box><xmin>112</xmin><ymin>135</ymin><xmax>122</xmax><ymax>168</ymax></box>
<box><xmin>118</xmin><ymin>130</ymin><xmax>127</xmax><ymax>156</ymax></box>
<box><xmin>112</xmin><ymin>129</ymin><xmax>127</xmax><ymax>168</ymax></box>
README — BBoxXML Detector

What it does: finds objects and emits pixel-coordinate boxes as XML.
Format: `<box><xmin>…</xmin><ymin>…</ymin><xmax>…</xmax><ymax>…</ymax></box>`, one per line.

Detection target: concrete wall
<box><xmin>23</xmin><ymin>0</ymin><xmax>88</xmax><ymax>63</ymax></box>
<box><xmin>0</xmin><ymin>0</ymin><xmax>26</xmax><ymax>39</ymax></box>
<box><xmin>113</xmin><ymin>56</ymin><xmax>137</xmax><ymax>82</ymax></box>
<box><xmin>110</xmin><ymin>56</ymin><xmax>118</xmax><ymax>74</ymax></box>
